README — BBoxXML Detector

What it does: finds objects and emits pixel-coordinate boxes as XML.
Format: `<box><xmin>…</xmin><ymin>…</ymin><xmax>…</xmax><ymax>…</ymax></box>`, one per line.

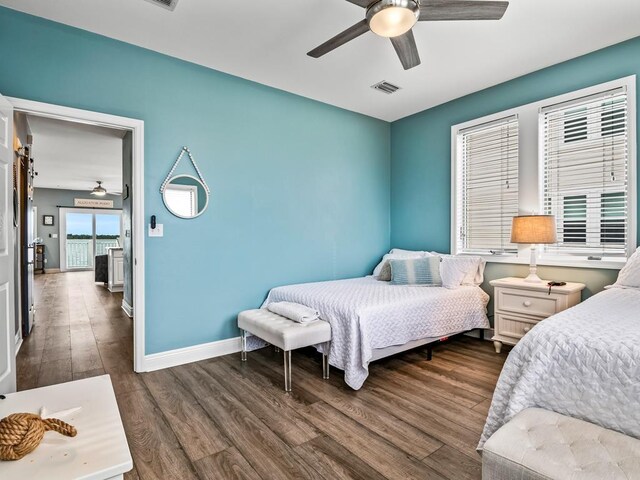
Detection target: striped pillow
<box><xmin>389</xmin><ymin>257</ymin><xmax>442</xmax><ymax>286</ymax></box>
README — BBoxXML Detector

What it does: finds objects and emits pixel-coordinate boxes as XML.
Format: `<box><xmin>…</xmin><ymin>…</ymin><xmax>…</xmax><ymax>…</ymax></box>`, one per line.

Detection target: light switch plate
<box><xmin>148</xmin><ymin>224</ymin><xmax>163</xmax><ymax>237</ymax></box>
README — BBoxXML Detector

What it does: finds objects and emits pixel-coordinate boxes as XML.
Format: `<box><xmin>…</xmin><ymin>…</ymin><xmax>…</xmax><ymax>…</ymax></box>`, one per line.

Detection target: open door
<box><xmin>0</xmin><ymin>93</ymin><xmax>16</xmax><ymax>394</ymax></box>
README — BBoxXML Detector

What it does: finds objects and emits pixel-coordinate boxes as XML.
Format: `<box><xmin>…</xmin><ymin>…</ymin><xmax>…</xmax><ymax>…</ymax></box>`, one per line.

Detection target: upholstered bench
<box><xmin>237</xmin><ymin>309</ymin><xmax>331</xmax><ymax>392</ymax></box>
<box><xmin>483</xmin><ymin>408</ymin><xmax>640</xmax><ymax>480</ymax></box>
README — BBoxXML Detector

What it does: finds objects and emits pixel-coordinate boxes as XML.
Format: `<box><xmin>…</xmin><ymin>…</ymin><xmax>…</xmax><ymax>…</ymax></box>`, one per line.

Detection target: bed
<box><xmin>478</xmin><ymin>286</ymin><xmax>640</xmax><ymax>450</ymax></box>
<box><xmin>261</xmin><ymin>275</ymin><xmax>490</xmax><ymax>390</ymax></box>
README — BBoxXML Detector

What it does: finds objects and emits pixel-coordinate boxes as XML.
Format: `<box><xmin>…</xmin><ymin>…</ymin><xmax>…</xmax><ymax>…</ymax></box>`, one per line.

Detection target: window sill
<box><xmin>476</xmin><ymin>254</ymin><xmax>625</xmax><ymax>270</ymax></box>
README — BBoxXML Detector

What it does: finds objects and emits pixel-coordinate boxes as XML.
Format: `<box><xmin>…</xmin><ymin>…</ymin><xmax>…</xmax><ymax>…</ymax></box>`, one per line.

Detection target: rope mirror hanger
<box><xmin>160</xmin><ymin>147</ymin><xmax>211</xmax><ymax>219</ymax></box>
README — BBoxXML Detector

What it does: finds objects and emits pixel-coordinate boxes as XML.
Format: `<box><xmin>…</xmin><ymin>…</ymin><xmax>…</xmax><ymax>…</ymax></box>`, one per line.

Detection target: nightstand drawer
<box><xmin>496</xmin><ymin>288</ymin><xmax>561</xmax><ymax>318</ymax></box>
<box><xmin>495</xmin><ymin>312</ymin><xmax>538</xmax><ymax>341</ymax></box>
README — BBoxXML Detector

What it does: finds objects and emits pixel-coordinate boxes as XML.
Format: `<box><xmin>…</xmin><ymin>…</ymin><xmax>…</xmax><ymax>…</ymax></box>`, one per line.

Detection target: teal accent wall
<box><xmin>0</xmin><ymin>8</ymin><xmax>391</xmax><ymax>354</ymax></box>
<box><xmin>390</xmin><ymin>36</ymin><xmax>640</xmax><ymax>305</ymax></box>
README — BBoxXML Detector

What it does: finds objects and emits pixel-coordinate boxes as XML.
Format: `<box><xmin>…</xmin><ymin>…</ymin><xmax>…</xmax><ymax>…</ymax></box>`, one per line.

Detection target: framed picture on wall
<box><xmin>43</xmin><ymin>215</ymin><xmax>54</xmax><ymax>226</ymax></box>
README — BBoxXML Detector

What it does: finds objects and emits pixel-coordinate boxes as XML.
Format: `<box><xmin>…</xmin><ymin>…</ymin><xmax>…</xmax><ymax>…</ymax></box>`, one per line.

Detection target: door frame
<box><xmin>9</xmin><ymin>97</ymin><xmax>147</xmax><ymax>373</ymax></box>
<box><xmin>0</xmin><ymin>94</ymin><xmax>16</xmax><ymax>393</ymax></box>
<box><xmin>59</xmin><ymin>207</ymin><xmax>123</xmax><ymax>272</ymax></box>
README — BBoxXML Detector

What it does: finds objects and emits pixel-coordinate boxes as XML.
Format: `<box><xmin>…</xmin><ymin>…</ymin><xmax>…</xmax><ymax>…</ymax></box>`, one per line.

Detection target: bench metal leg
<box><xmin>241</xmin><ymin>330</ymin><xmax>247</xmax><ymax>362</ymax></box>
<box><xmin>322</xmin><ymin>353</ymin><xmax>329</xmax><ymax>380</ymax></box>
<box><xmin>283</xmin><ymin>350</ymin><xmax>292</xmax><ymax>392</ymax></box>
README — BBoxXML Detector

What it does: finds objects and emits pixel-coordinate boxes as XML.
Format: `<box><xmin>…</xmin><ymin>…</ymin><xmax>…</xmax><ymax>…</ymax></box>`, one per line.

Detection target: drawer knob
<box><xmin>523</xmin><ymin>326</ymin><xmax>531</xmax><ymax>333</ymax></box>
<box><xmin>523</xmin><ymin>300</ymin><xmax>532</xmax><ymax>307</ymax></box>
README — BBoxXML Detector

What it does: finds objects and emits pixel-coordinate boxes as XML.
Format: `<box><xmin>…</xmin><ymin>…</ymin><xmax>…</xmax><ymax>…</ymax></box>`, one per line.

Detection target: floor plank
<box><xmin>200</xmin><ymin>358</ymin><xmax>319</xmax><ymax>447</ymax></box>
<box><xmin>194</xmin><ymin>447</ymin><xmax>262</xmax><ymax>480</ymax></box>
<box><xmin>300</xmin><ymin>401</ymin><xmax>446</xmax><ymax>480</ymax></box>
<box><xmin>175</xmin><ymin>363</ymin><xmax>323</xmax><ymax>479</ymax></box>
<box><xmin>294</xmin><ymin>435</ymin><xmax>388</xmax><ymax>480</ymax></box>
<box><xmin>422</xmin><ymin>445</ymin><xmax>482</xmax><ymax>480</ymax></box>
<box><xmin>142</xmin><ymin>368</ymin><xmax>230</xmax><ymax>462</ymax></box>
<box><xmin>256</xmin><ymin>348</ymin><xmax>444</xmax><ymax>459</ymax></box>
<box><xmin>117</xmin><ymin>387</ymin><xmax>198</xmax><ymax>480</ymax></box>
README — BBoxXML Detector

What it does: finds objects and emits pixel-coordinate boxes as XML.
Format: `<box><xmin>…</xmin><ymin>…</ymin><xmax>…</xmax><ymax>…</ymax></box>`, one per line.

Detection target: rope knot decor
<box><xmin>0</xmin><ymin>413</ymin><xmax>77</xmax><ymax>461</ymax></box>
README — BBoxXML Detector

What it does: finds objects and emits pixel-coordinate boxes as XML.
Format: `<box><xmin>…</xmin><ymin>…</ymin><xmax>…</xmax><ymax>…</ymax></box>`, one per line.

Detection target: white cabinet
<box><xmin>490</xmin><ymin>277</ymin><xmax>585</xmax><ymax>353</ymax></box>
<box><xmin>107</xmin><ymin>247</ymin><xmax>124</xmax><ymax>293</ymax></box>
<box><xmin>0</xmin><ymin>375</ymin><xmax>132</xmax><ymax>479</ymax></box>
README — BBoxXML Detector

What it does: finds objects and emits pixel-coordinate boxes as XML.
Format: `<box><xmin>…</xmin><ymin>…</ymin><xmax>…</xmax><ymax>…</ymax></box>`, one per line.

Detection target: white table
<box><xmin>0</xmin><ymin>375</ymin><xmax>133</xmax><ymax>480</ymax></box>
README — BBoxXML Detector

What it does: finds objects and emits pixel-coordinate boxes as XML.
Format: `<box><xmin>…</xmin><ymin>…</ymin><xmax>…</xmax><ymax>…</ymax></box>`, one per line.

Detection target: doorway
<box><xmin>8</xmin><ymin>98</ymin><xmax>145</xmax><ymax>390</ymax></box>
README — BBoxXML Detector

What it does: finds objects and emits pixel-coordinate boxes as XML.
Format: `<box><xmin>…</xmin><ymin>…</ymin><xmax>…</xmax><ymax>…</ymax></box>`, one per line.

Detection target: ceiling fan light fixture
<box><xmin>367</xmin><ymin>0</ymin><xmax>419</xmax><ymax>38</ymax></box>
<box><xmin>91</xmin><ymin>181</ymin><xmax>107</xmax><ymax>196</ymax></box>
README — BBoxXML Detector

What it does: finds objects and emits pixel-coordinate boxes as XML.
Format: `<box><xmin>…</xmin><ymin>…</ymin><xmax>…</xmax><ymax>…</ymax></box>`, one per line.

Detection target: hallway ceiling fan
<box><xmin>90</xmin><ymin>181</ymin><xmax>107</xmax><ymax>196</ymax></box>
<box><xmin>90</xmin><ymin>181</ymin><xmax>122</xmax><ymax>196</ymax></box>
<box><xmin>308</xmin><ymin>0</ymin><xmax>509</xmax><ymax>70</ymax></box>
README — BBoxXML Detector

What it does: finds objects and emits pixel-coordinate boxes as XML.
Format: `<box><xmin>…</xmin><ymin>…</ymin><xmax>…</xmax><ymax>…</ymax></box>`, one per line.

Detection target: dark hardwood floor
<box><xmin>17</xmin><ymin>271</ymin><xmax>509</xmax><ymax>480</ymax></box>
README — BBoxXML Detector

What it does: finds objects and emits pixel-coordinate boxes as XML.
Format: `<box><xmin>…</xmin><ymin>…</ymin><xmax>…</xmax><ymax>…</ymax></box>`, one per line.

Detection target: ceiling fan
<box><xmin>308</xmin><ymin>0</ymin><xmax>509</xmax><ymax>70</ymax></box>
<box><xmin>90</xmin><ymin>181</ymin><xmax>120</xmax><ymax>196</ymax></box>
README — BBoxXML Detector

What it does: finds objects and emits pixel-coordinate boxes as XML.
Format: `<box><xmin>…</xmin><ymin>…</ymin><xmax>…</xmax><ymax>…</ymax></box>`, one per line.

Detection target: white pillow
<box><xmin>372</xmin><ymin>249</ymin><xmax>427</xmax><ymax>277</ymax></box>
<box><xmin>440</xmin><ymin>257</ymin><xmax>470</xmax><ymax>289</ymax></box>
<box><xmin>431</xmin><ymin>252</ymin><xmax>485</xmax><ymax>286</ymax></box>
<box><xmin>390</xmin><ymin>248</ymin><xmax>431</xmax><ymax>256</ymax></box>
<box><xmin>610</xmin><ymin>247</ymin><xmax>640</xmax><ymax>289</ymax></box>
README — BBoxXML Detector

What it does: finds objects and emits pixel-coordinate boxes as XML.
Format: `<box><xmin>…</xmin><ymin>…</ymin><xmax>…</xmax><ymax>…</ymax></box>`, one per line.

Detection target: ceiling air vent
<box><xmin>371</xmin><ymin>81</ymin><xmax>400</xmax><ymax>95</ymax></box>
<box><xmin>143</xmin><ymin>0</ymin><xmax>179</xmax><ymax>11</ymax></box>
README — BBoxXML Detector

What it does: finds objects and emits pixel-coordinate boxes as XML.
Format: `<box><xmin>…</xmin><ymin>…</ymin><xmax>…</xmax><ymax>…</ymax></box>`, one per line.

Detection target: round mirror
<box><xmin>162</xmin><ymin>174</ymin><xmax>209</xmax><ymax>219</ymax></box>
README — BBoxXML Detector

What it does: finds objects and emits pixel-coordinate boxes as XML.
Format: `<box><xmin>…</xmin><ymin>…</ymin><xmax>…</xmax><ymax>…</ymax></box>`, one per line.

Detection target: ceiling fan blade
<box><xmin>419</xmin><ymin>1</ymin><xmax>509</xmax><ymax>21</ymax></box>
<box><xmin>307</xmin><ymin>19</ymin><xmax>370</xmax><ymax>58</ymax></box>
<box><xmin>390</xmin><ymin>30</ymin><xmax>421</xmax><ymax>70</ymax></box>
<box><xmin>344</xmin><ymin>0</ymin><xmax>373</xmax><ymax>7</ymax></box>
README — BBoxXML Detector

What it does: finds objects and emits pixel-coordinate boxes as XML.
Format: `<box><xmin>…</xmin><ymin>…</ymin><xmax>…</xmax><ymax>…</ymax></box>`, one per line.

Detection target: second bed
<box><xmin>262</xmin><ymin>275</ymin><xmax>490</xmax><ymax>390</ymax></box>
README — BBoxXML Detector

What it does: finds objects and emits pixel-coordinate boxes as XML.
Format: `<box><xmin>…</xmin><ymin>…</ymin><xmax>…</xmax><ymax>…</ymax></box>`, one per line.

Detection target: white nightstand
<box><xmin>490</xmin><ymin>277</ymin><xmax>585</xmax><ymax>353</ymax></box>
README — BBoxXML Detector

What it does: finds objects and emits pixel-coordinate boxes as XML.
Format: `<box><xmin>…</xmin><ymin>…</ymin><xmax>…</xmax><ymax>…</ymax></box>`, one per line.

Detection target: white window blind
<box><xmin>457</xmin><ymin>116</ymin><xmax>519</xmax><ymax>254</ymax></box>
<box><xmin>542</xmin><ymin>87</ymin><xmax>630</xmax><ymax>258</ymax></box>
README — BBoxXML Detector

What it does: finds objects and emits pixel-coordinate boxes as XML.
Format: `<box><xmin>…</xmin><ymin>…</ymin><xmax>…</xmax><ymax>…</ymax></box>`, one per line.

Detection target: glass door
<box><xmin>65</xmin><ymin>212</ymin><xmax>94</xmax><ymax>269</ymax></box>
<box><xmin>96</xmin><ymin>213</ymin><xmax>122</xmax><ymax>255</ymax></box>
<box><xmin>60</xmin><ymin>208</ymin><xmax>122</xmax><ymax>271</ymax></box>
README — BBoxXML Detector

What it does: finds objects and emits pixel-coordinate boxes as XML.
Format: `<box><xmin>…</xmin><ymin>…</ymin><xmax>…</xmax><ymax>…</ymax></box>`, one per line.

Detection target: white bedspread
<box><xmin>261</xmin><ymin>276</ymin><xmax>489</xmax><ymax>390</ymax></box>
<box><xmin>479</xmin><ymin>287</ymin><xmax>640</xmax><ymax>450</ymax></box>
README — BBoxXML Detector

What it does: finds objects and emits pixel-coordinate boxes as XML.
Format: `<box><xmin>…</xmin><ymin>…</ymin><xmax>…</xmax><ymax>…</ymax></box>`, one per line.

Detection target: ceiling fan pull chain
<box><xmin>160</xmin><ymin>146</ymin><xmax>211</xmax><ymax>194</ymax></box>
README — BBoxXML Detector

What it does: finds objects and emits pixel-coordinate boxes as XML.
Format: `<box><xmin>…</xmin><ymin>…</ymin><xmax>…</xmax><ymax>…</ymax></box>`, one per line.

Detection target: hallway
<box><xmin>16</xmin><ymin>271</ymin><xmax>135</xmax><ymax>392</ymax></box>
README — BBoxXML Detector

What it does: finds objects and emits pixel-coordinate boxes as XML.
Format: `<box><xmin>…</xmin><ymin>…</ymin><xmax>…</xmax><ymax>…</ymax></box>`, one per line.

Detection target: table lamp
<box><xmin>510</xmin><ymin>215</ymin><xmax>557</xmax><ymax>283</ymax></box>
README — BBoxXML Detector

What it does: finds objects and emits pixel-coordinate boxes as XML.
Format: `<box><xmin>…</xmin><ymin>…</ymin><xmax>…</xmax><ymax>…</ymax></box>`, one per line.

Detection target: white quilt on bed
<box><xmin>261</xmin><ymin>276</ymin><xmax>489</xmax><ymax>390</ymax></box>
<box><xmin>479</xmin><ymin>287</ymin><xmax>640</xmax><ymax>450</ymax></box>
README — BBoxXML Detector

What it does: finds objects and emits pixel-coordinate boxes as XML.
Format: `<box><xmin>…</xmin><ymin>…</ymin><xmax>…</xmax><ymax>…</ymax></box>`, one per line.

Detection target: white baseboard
<box><xmin>44</xmin><ymin>268</ymin><xmax>61</xmax><ymax>274</ymax></box>
<box><xmin>121</xmin><ymin>299</ymin><xmax>133</xmax><ymax>318</ymax></box>
<box><xmin>143</xmin><ymin>336</ymin><xmax>242</xmax><ymax>372</ymax></box>
<box><xmin>15</xmin><ymin>331</ymin><xmax>23</xmax><ymax>355</ymax></box>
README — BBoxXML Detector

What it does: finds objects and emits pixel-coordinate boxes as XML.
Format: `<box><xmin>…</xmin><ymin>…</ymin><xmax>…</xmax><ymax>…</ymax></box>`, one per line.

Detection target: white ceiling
<box><xmin>26</xmin><ymin>115</ymin><xmax>125</xmax><ymax>194</ymax></box>
<box><xmin>3</xmin><ymin>0</ymin><xmax>640</xmax><ymax>121</ymax></box>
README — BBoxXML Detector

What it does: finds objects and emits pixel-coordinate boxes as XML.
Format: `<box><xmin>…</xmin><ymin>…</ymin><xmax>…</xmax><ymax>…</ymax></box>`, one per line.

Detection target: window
<box><xmin>455</xmin><ymin>116</ymin><xmax>519</xmax><ymax>254</ymax></box>
<box><xmin>542</xmin><ymin>87</ymin><xmax>630</xmax><ymax>259</ymax></box>
<box><xmin>452</xmin><ymin>76</ymin><xmax>636</xmax><ymax>268</ymax></box>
